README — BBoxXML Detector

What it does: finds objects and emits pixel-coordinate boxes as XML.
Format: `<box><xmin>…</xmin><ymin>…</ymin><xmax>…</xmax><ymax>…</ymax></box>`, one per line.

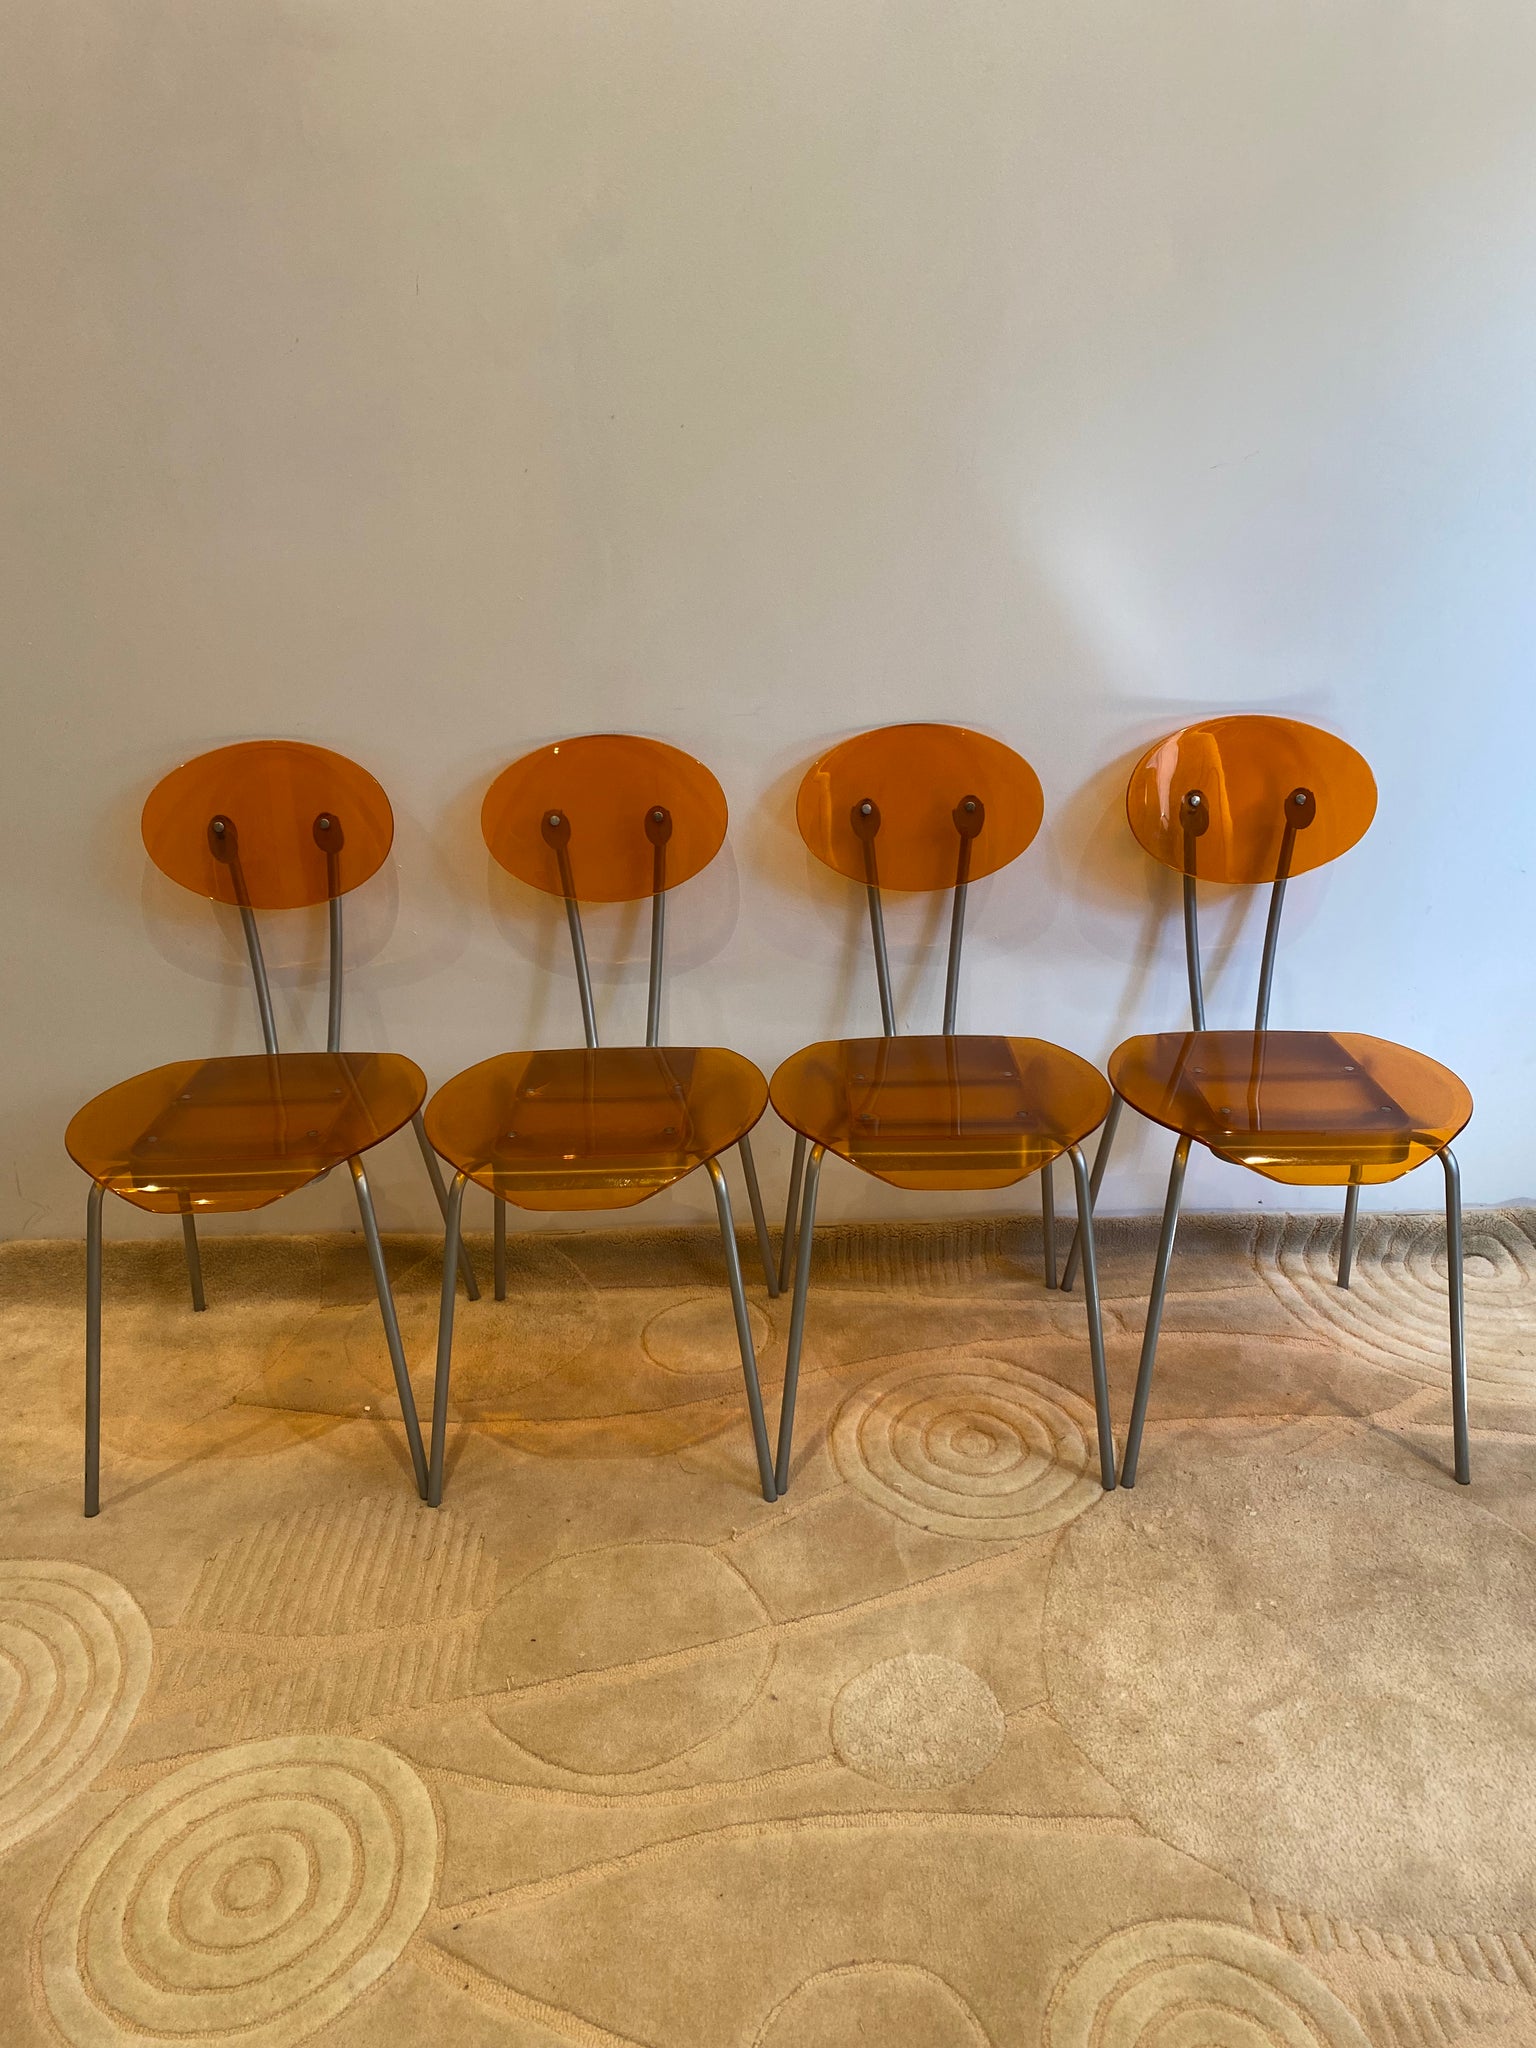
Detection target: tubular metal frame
<box><xmin>1119</xmin><ymin>1135</ymin><xmax>1470</xmax><ymax>1487</ymax></box>
<box><xmin>80</xmin><ymin>800</ymin><xmax>461</xmax><ymax>1515</ymax></box>
<box><xmin>425</xmin><ymin>795</ymin><xmax>779</xmax><ymax>1504</ymax></box>
<box><xmin>429</xmin><ymin>1150</ymin><xmax>778</xmax><ymax>1507</ymax></box>
<box><xmin>772</xmin><ymin>1141</ymin><xmax>1117</xmax><ymax>1497</ymax></box>
<box><xmin>83</xmin><ymin>1154</ymin><xmax>429</xmax><ymax>1516</ymax></box>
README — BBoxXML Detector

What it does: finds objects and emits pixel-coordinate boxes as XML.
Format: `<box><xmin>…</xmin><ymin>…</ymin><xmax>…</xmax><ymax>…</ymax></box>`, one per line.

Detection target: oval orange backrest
<box><xmin>482</xmin><ymin>734</ymin><xmax>729</xmax><ymax>903</ymax></box>
<box><xmin>1126</xmin><ymin>715</ymin><xmax>1376</xmax><ymax>883</ymax></box>
<box><xmin>141</xmin><ymin>741</ymin><xmax>395</xmax><ymax>909</ymax></box>
<box><xmin>796</xmin><ymin>724</ymin><xmax>1044</xmax><ymax>892</ymax></box>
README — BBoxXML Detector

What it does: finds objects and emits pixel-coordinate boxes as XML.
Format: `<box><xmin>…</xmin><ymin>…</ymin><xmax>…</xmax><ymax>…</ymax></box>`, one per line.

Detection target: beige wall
<box><xmin>4</xmin><ymin>0</ymin><xmax>1535</xmax><ymax>1242</ymax></box>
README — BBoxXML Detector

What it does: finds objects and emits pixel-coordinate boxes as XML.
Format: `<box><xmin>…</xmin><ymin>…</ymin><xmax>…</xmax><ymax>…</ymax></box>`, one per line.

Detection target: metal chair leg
<box><xmin>736</xmin><ymin>1133</ymin><xmax>779</xmax><ymax>1298</ymax></box>
<box><xmin>778</xmin><ymin>1133</ymin><xmax>807</xmax><ymax>1297</ymax></box>
<box><xmin>349</xmin><ymin>1159</ymin><xmax>429</xmax><ymax>1499</ymax></box>
<box><xmin>1120</xmin><ymin>1134</ymin><xmax>1193</xmax><ymax>1488</ymax></box>
<box><xmin>493</xmin><ymin>1195</ymin><xmax>507</xmax><ymax>1302</ymax></box>
<box><xmin>412</xmin><ymin>1110</ymin><xmax>480</xmax><ymax>1302</ymax></box>
<box><xmin>706</xmin><ymin>1158</ymin><xmax>776</xmax><ymax>1501</ymax></box>
<box><xmin>774</xmin><ymin>1143</ymin><xmax>825</xmax><ymax>1497</ymax></box>
<box><xmin>1066</xmin><ymin>1144</ymin><xmax>1117</xmax><ymax>1490</ymax></box>
<box><xmin>1062</xmin><ymin>1094</ymin><xmax>1123</xmax><ymax>1293</ymax></box>
<box><xmin>1442</xmin><ymin>1146</ymin><xmax>1470</xmax><ymax>1485</ymax></box>
<box><xmin>180</xmin><ymin>1208</ymin><xmax>207</xmax><ymax>1312</ymax></box>
<box><xmin>1338</xmin><ymin>1173</ymin><xmax>1361</xmax><ymax>1289</ymax></box>
<box><xmin>1041</xmin><ymin>1160</ymin><xmax>1058</xmax><ymax>1289</ymax></box>
<box><xmin>428</xmin><ymin>1172</ymin><xmax>469</xmax><ymax>1507</ymax></box>
<box><xmin>84</xmin><ymin>1182</ymin><xmax>104</xmax><ymax>1518</ymax></box>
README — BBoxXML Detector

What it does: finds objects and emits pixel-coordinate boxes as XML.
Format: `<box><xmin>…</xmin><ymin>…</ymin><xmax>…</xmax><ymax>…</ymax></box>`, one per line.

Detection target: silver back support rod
<box><xmin>645</xmin><ymin>805</ymin><xmax>671</xmax><ymax>1047</ymax></box>
<box><xmin>852</xmin><ymin>799</ymin><xmax>896</xmax><ymax>1036</ymax></box>
<box><xmin>942</xmin><ymin>794</ymin><xmax>984</xmax><ymax>1035</ymax></box>
<box><xmin>209</xmin><ymin>816</ymin><xmax>279</xmax><ymax>1054</ymax></box>
<box><xmin>542</xmin><ymin>809</ymin><xmax>599</xmax><ymax>1048</ymax></box>
<box><xmin>1180</xmin><ymin>791</ymin><xmax>1209</xmax><ymax>1032</ymax></box>
<box><xmin>314</xmin><ymin>811</ymin><xmax>345</xmax><ymax>1052</ymax></box>
<box><xmin>1253</xmin><ymin>789</ymin><xmax>1313</xmax><ymax>1033</ymax></box>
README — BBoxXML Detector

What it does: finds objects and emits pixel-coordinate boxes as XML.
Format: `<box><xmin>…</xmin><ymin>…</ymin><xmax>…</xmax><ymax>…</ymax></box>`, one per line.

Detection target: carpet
<box><xmin>0</xmin><ymin>1204</ymin><xmax>1532</xmax><ymax>2047</ymax></box>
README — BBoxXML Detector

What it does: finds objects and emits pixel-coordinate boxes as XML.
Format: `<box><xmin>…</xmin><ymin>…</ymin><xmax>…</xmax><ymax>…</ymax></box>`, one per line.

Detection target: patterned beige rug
<box><xmin>1</xmin><ymin>1207</ymin><xmax>1533</xmax><ymax>2047</ymax></box>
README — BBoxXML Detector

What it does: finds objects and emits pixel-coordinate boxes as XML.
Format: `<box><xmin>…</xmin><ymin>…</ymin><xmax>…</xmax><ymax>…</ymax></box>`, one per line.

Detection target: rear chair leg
<box><xmin>84</xmin><ymin>1183</ymin><xmax>105</xmax><ymax>1518</ymax></box>
<box><xmin>1121</xmin><ymin>1134</ymin><xmax>1192</xmax><ymax>1488</ymax></box>
<box><xmin>350</xmin><ymin>1158</ymin><xmax>429</xmax><ymax>1499</ymax></box>
<box><xmin>1062</xmin><ymin>1094</ymin><xmax>1123</xmax><ymax>1293</ymax></box>
<box><xmin>1442</xmin><ymin>1146</ymin><xmax>1470</xmax><ymax>1485</ymax></box>
<box><xmin>180</xmin><ymin>1207</ymin><xmax>207</xmax><ymax>1312</ymax></box>
<box><xmin>1338</xmin><ymin>1172</ymin><xmax>1361</xmax><ymax>1288</ymax></box>
<box><xmin>493</xmin><ymin>1196</ymin><xmax>507</xmax><ymax>1302</ymax></box>
<box><xmin>412</xmin><ymin>1109</ymin><xmax>480</xmax><ymax>1302</ymax></box>
<box><xmin>778</xmin><ymin>1133</ymin><xmax>807</xmax><ymax>1297</ymax></box>
<box><xmin>429</xmin><ymin>1172</ymin><xmax>469</xmax><ymax>1507</ymax></box>
<box><xmin>1041</xmin><ymin>1160</ymin><xmax>1057</xmax><ymax>1289</ymax></box>
<box><xmin>736</xmin><ymin>1133</ymin><xmax>779</xmax><ymax>1298</ymax></box>
<box><xmin>1066</xmin><ymin>1144</ymin><xmax>1116</xmax><ymax>1490</ymax></box>
<box><xmin>706</xmin><ymin>1158</ymin><xmax>776</xmax><ymax>1501</ymax></box>
<box><xmin>775</xmin><ymin>1144</ymin><xmax>825</xmax><ymax>1497</ymax></box>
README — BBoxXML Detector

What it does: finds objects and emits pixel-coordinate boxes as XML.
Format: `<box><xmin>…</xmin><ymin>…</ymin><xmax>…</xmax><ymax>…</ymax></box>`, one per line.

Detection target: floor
<box><xmin>1</xmin><ymin>1203</ymin><xmax>1533</xmax><ymax>2048</ymax></box>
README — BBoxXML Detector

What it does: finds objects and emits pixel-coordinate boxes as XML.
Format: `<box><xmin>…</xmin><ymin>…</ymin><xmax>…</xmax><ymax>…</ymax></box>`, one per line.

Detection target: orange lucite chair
<box><xmin>768</xmin><ymin>724</ymin><xmax>1118</xmax><ymax>1497</ymax></box>
<box><xmin>65</xmin><ymin>741</ymin><xmax>477</xmax><ymax>1515</ymax></box>
<box><xmin>1061</xmin><ymin>714</ymin><xmax>1473</xmax><ymax>1487</ymax></box>
<box><xmin>423</xmin><ymin>735</ymin><xmax>780</xmax><ymax>1505</ymax></box>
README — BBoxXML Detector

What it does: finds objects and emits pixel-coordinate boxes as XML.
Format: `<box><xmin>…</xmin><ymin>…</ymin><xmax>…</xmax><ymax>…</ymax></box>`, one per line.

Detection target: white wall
<box><xmin>4</xmin><ymin>0</ymin><xmax>1535</xmax><ymax>1242</ymax></box>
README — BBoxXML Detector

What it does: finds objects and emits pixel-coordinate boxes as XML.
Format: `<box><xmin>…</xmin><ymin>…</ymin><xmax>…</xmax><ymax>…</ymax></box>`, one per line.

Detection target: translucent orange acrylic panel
<box><xmin>1109</xmin><ymin>1030</ymin><xmax>1472</xmax><ymax>1187</ymax></box>
<box><xmin>425</xmin><ymin>1045</ymin><xmax>766</xmax><ymax>1210</ymax></box>
<box><xmin>481</xmin><ymin>735</ymin><xmax>729</xmax><ymax>903</ymax></box>
<box><xmin>141</xmin><ymin>742</ymin><xmax>394</xmax><ymax>909</ymax></box>
<box><xmin>796</xmin><ymin>725</ymin><xmax>1045</xmax><ymax>892</ymax></box>
<box><xmin>1126</xmin><ymin>715</ymin><xmax>1376</xmax><ymax>884</ymax></box>
<box><xmin>770</xmin><ymin>1035</ymin><xmax>1110</xmax><ymax>1191</ymax></box>
<box><xmin>65</xmin><ymin>1052</ymin><xmax>426</xmax><ymax>1212</ymax></box>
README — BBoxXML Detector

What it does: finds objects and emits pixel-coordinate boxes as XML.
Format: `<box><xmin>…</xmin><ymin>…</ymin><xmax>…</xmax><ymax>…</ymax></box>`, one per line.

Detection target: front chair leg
<box><xmin>736</xmin><ymin>1133</ymin><xmax>779</xmax><ymax>1298</ymax></box>
<box><xmin>84</xmin><ymin>1182</ymin><xmax>105</xmax><ymax>1518</ymax></box>
<box><xmin>179</xmin><ymin>1207</ymin><xmax>207</xmax><ymax>1312</ymax></box>
<box><xmin>429</xmin><ymin>1172</ymin><xmax>469</xmax><ymax>1507</ymax></box>
<box><xmin>706</xmin><ymin>1157</ymin><xmax>776</xmax><ymax>1501</ymax></box>
<box><xmin>1041</xmin><ymin>1159</ymin><xmax>1058</xmax><ymax>1289</ymax></box>
<box><xmin>1120</xmin><ymin>1134</ymin><xmax>1193</xmax><ymax>1488</ymax></box>
<box><xmin>412</xmin><ymin>1110</ymin><xmax>480</xmax><ymax>1302</ymax></box>
<box><xmin>775</xmin><ymin>1143</ymin><xmax>825</xmax><ymax>1497</ymax></box>
<box><xmin>1066</xmin><ymin>1144</ymin><xmax>1116</xmax><ymax>1490</ymax></box>
<box><xmin>1442</xmin><ymin>1146</ymin><xmax>1470</xmax><ymax>1485</ymax></box>
<box><xmin>349</xmin><ymin>1158</ymin><xmax>429</xmax><ymax>1499</ymax></box>
<box><xmin>1062</xmin><ymin>1094</ymin><xmax>1123</xmax><ymax>1293</ymax></box>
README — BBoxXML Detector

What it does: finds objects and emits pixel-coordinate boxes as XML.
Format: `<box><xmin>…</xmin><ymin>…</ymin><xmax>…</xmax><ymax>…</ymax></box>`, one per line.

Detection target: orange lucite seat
<box><xmin>66</xmin><ymin>1053</ymin><xmax>426</xmax><ymax>1213</ymax></box>
<box><xmin>425</xmin><ymin>1046</ymin><xmax>767</xmax><ymax>1211</ymax></box>
<box><xmin>1109</xmin><ymin>1031</ymin><xmax>1471</xmax><ymax>1188</ymax></box>
<box><xmin>771</xmin><ymin>1036</ymin><xmax>1112</xmax><ymax>1192</ymax></box>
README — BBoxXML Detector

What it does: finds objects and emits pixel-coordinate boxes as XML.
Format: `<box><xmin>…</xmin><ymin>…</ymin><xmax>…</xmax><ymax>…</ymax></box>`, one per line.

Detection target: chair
<box><xmin>1060</xmin><ymin>713</ymin><xmax>1473</xmax><ymax>1487</ymax></box>
<box><xmin>65</xmin><ymin>740</ymin><xmax>478</xmax><ymax>1516</ymax></box>
<box><xmin>422</xmin><ymin>733</ymin><xmax>780</xmax><ymax>1506</ymax></box>
<box><xmin>768</xmin><ymin>723</ymin><xmax>1119</xmax><ymax>1497</ymax></box>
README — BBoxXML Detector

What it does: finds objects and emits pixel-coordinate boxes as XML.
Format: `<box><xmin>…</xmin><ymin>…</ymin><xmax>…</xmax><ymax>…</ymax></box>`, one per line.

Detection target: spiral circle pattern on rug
<box><xmin>0</xmin><ymin>1559</ymin><xmax>152</xmax><ymax>1854</ymax></box>
<box><xmin>1265</xmin><ymin>1211</ymin><xmax>1536</xmax><ymax>1388</ymax></box>
<box><xmin>830</xmin><ymin>1354</ymin><xmax>1101</xmax><ymax>1539</ymax></box>
<box><xmin>1044</xmin><ymin>1920</ymin><xmax>1369</xmax><ymax>2046</ymax></box>
<box><xmin>40</xmin><ymin>1735</ymin><xmax>437</xmax><ymax>2048</ymax></box>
